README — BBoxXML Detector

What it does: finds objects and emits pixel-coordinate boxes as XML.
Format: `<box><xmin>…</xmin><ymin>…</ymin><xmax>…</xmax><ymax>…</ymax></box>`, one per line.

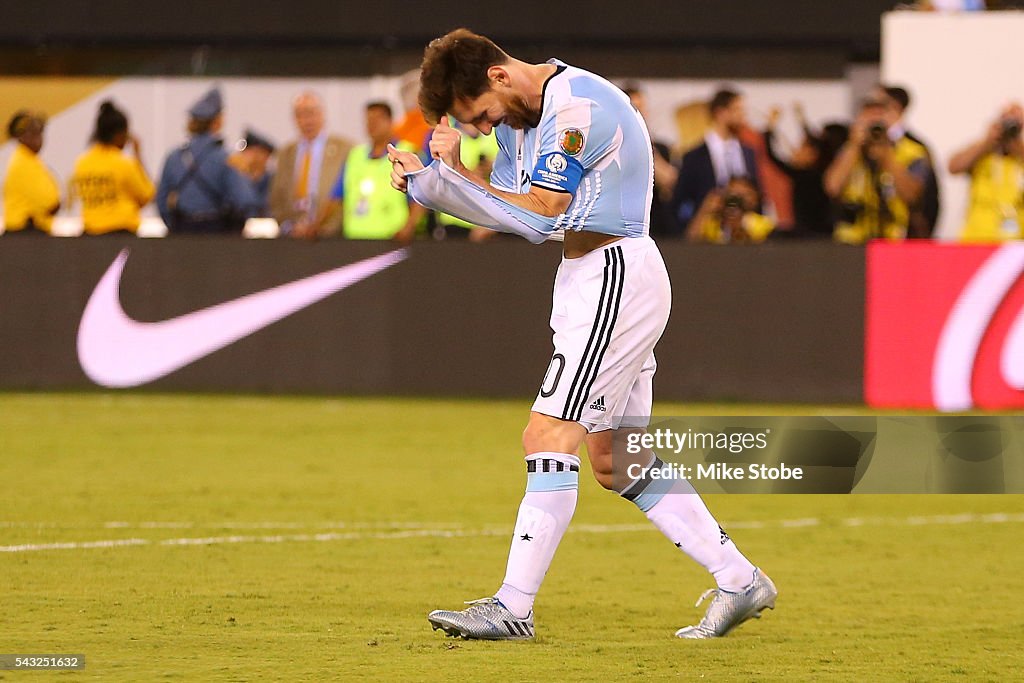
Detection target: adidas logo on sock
<box><xmin>588</xmin><ymin>396</ymin><xmax>606</xmax><ymax>412</ymax></box>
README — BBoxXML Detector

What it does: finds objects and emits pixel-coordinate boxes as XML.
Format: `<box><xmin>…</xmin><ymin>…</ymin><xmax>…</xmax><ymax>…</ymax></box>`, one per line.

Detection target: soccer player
<box><xmin>387</xmin><ymin>29</ymin><xmax>776</xmax><ymax>640</ymax></box>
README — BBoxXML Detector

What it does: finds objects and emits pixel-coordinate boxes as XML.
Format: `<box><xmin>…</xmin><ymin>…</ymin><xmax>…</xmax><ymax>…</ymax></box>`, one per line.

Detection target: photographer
<box><xmin>948</xmin><ymin>103</ymin><xmax>1024</xmax><ymax>242</ymax></box>
<box><xmin>687</xmin><ymin>176</ymin><xmax>774</xmax><ymax>244</ymax></box>
<box><xmin>824</xmin><ymin>96</ymin><xmax>930</xmax><ymax>244</ymax></box>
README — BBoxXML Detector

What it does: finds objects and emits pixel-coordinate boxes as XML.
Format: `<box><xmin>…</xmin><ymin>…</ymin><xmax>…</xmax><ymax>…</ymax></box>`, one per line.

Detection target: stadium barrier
<box><xmin>866</xmin><ymin>241</ymin><xmax>1024</xmax><ymax>412</ymax></box>
<box><xmin>0</xmin><ymin>238</ymin><xmax>864</xmax><ymax>402</ymax></box>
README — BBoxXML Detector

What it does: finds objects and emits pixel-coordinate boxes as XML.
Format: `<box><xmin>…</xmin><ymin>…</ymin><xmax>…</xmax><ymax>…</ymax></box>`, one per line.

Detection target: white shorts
<box><xmin>532</xmin><ymin>235</ymin><xmax>672</xmax><ymax>432</ymax></box>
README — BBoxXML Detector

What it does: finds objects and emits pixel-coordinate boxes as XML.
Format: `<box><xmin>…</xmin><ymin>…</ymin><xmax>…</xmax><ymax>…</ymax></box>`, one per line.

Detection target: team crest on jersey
<box><xmin>546</xmin><ymin>153</ymin><xmax>568</xmax><ymax>173</ymax></box>
<box><xmin>559</xmin><ymin>128</ymin><xmax>585</xmax><ymax>156</ymax></box>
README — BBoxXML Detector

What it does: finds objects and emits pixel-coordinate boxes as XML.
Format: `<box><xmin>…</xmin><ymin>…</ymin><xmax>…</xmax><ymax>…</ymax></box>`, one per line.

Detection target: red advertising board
<box><xmin>866</xmin><ymin>241</ymin><xmax>1024</xmax><ymax>410</ymax></box>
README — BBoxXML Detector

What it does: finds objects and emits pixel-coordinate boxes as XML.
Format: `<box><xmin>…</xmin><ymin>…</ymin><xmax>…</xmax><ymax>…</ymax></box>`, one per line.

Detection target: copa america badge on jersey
<box><xmin>546</xmin><ymin>153</ymin><xmax>568</xmax><ymax>173</ymax></box>
<box><xmin>559</xmin><ymin>128</ymin><xmax>585</xmax><ymax>156</ymax></box>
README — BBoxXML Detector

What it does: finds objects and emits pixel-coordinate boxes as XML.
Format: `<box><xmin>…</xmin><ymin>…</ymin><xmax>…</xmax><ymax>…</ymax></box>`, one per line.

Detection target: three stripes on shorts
<box><xmin>562</xmin><ymin>245</ymin><xmax>625</xmax><ymax>422</ymax></box>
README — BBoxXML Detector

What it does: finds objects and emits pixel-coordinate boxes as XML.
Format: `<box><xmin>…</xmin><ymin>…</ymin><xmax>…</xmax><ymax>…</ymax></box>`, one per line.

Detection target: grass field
<box><xmin>1</xmin><ymin>393</ymin><xmax>1022</xmax><ymax>682</ymax></box>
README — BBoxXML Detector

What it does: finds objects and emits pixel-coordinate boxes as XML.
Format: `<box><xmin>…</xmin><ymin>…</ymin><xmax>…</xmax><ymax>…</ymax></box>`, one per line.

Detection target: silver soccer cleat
<box><xmin>428</xmin><ymin>597</ymin><xmax>535</xmax><ymax>640</ymax></box>
<box><xmin>675</xmin><ymin>568</ymin><xmax>777</xmax><ymax>639</ymax></box>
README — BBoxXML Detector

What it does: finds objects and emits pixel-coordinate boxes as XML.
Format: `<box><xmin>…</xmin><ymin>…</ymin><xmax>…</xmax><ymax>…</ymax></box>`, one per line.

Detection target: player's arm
<box><xmin>428</xmin><ymin>118</ymin><xmax>571</xmax><ymax>217</ymax></box>
<box><xmin>387</xmin><ymin>147</ymin><xmax>557</xmax><ymax>244</ymax></box>
<box><xmin>463</xmin><ymin>168</ymin><xmax>571</xmax><ymax>218</ymax></box>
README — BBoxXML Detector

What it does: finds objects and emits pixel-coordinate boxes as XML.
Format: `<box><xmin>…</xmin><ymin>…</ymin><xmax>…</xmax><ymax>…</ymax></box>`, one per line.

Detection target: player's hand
<box><xmin>429</xmin><ymin>117</ymin><xmax>464</xmax><ymax>171</ymax></box>
<box><xmin>388</xmin><ymin>143</ymin><xmax>423</xmax><ymax>193</ymax></box>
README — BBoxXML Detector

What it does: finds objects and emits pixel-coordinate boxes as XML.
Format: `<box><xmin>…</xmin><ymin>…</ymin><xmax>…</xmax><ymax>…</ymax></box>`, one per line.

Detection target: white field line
<box><xmin>2</xmin><ymin>513</ymin><xmax>1024</xmax><ymax>554</ymax></box>
<box><xmin>0</xmin><ymin>521</ymin><xmax>465</xmax><ymax>530</ymax></box>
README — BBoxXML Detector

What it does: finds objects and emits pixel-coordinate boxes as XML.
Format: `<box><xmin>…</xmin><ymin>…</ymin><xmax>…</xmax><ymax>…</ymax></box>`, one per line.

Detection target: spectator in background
<box><xmin>878</xmin><ymin>85</ymin><xmax>941</xmax><ymax>236</ymax></box>
<box><xmin>300</xmin><ymin>102</ymin><xmax>424</xmax><ymax>241</ymax></box>
<box><xmin>71</xmin><ymin>100</ymin><xmax>154</xmax><ymax>236</ymax></box>
<box><xmin>394</xmin><ymin>68</ymin><xmax>431</xmax><ymax>154</ymax></box>
<box><xmin>156</xmin><ymin>88</ymin><xmax>260</xmax><ymax>234</ymax></box>
<box><xmin>764</xmin><ymin>104</ymin><xmax>847</xmax><ymax>236</ymax></box>
<box><xmin>270</xmin><ymin>91</ymin><xmax>352</xmax><ymax>236</ymax></box>
<box><xmin>913</xmin><ymin>0</ymin><xmax>986</xmax><ymax>10</ymax></box>
<box><xmin>948</xmin><ymin>103</ymin><xmax>1024</xmax><ymax>242</ymax></box>
<box><xmin>622</xmin><ymin>83</ymin><xmax>679</xmax><ymax>237</ymax></box>
<box><xmin>672</xmin><ymin>88</ymin><xmax>760</xmax><ymax>233</ymax></box>
<box><xmin>2</xmin><ymin>111</ymin><xmax>59</xmax><ymax>235</ymax></box>
<box><xmin>687</xmin><ymin>176</ymin><xmax>774</xmax><ymax>244</ymax></box>
<box><xmin>824</xmin><ymin>95</ymin><xmax>929</xmax><ymax>244</ymax></box>
<box><xmin>228</xmin><ymin>129</ymin><xmax>275</xmax><ymax>216</ymax></box>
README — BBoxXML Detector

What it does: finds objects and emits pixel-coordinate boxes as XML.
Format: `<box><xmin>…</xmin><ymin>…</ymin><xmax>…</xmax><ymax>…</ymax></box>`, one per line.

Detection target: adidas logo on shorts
<box><xmin>588</xmin><ymin>396</ymin><xmax>606</xmax><ymax>412</ymax></box>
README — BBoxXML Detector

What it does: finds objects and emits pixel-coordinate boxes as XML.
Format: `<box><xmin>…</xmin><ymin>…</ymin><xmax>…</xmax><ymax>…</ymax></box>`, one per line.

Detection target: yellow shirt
<box><xmin>833</xmin><ymin>137</ymin><xmax>929</xmax><ymax>245</ymax></box>
<box><xmin>3</xmin><ymin>143</ymin><xmax>60</xmax><ymax>232</ymax></box>
<box><xmin>960</xmin><ymin>153</ymin><xmax>1024</xmax><ymax>243</ymax></box>
<box><xmin>700</xmin><ymin>212</ymin><xmax>775</xmax><ymax>244</ymax></box>
<box><xmin>71</xmin><ymin>144</ymin><xmax>155</xmax><ymax>234</ymax></box>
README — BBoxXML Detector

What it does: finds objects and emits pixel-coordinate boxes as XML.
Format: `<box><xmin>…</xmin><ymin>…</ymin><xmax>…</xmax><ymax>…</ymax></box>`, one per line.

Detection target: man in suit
<box><xmin>269</xmin><ymin>91</ymin><xmax>353</xmax><ymax>237</ymax></box>
<box><xmin>671</xmin><ymin>88</ymin><xmax>760</xmax><ymax>234</ymax></box>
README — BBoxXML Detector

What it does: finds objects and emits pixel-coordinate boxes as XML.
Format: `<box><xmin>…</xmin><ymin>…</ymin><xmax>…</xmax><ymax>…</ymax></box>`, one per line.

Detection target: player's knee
<box><xmin>522</xmin><ymin>412</ymin><xmax>585</xmax><ymax>455</ymax></box>
<box><xmin>589</xmin><ymin>453</ymin><xmax>616</xmax><ymax>490</ymax></box>
<box><xmin>583</xmin><ymin>431</ymin><xmax>617</xmax><ymax>490</ymax></box>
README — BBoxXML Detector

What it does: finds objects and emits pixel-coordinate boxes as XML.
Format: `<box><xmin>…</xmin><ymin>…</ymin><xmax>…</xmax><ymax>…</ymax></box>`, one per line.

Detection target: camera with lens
<box><xmin>723</xmin><ymin>194</ymin><xmax>746</xmax><ymax>212</ymax></box>
<box><xmin>838</xmin><ymin>201</ymin><xmax>864</xmax><ymax>225</ymax></box>
<box><xmin>867</xmin><ymin>121</ymin><xmax>889</xmax><ymax>143</ymax></box>
<box><xmin>1000</xmin><ymin>118</ymin><xmax>1023</xmax><ymax>144</ymax></box>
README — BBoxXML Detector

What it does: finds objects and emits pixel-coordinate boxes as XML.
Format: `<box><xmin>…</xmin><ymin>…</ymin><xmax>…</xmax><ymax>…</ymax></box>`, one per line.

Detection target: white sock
<box><xmin>621</xmin><ymin>457</ymin><xmax>755</xmax><ymax>592</ymax></box>
<box><xmin>494</xmin><ymin>451</ymin><xmax>579</xmax><ymax>619</ymax></box>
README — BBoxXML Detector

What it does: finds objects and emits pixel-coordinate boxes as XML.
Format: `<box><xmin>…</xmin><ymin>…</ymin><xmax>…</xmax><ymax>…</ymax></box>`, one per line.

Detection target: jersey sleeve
<box><xmin>530</xmin><ymin>97</ymin><xmax>620</xmax><ymax>195</ymax></box>
<box><xmin>489</xmin><ymin>127</ymin><xmax>517</xmax><ymax>192</ymax></box>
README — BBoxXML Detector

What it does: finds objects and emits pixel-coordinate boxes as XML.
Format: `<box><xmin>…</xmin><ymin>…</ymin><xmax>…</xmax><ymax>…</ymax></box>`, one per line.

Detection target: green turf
<box><xmin>1</xmin><ymin>394</ymin><xmax>1022</xmax><ymax>681</ymax></box>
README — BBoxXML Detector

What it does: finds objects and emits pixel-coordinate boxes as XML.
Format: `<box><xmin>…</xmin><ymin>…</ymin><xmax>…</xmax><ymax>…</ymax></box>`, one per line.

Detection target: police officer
<box><xmin>156</xmin><ymin>88</ymin><xmax>259</xmax><ymax>234</ymax></box>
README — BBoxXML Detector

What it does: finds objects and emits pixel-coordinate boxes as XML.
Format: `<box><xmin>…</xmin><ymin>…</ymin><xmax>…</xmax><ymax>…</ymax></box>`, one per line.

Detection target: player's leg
<box><xmin>427</xmin><ymin>412</ymin><xmax>585</xmax><ymax>640</ymax></box>
<box><xmin>428</xmin><ymin>245</ymin><xmax>610</xmax><ymax>640</ymax></box>
<box><xmin>586</xmin><ymin>358</ymin><xmax>756</xmax><ymax>591</ymax></box>
<box><xmin>489</xmin><ymin>412</ymin><xmax>586</xmax><ymax>619</ymax></box>
<box><xmin>485</xmin><ymin>241</ymin><xmax>666</xmax><ymax>630</ymax></box>
<box><xmin>585</xmin><ymin>357</ymin><xmax>777</xmax><ymax>638</ymax></box>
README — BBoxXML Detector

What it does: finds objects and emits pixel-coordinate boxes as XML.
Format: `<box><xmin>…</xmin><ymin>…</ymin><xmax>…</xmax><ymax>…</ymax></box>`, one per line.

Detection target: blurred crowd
<box><xmin>902</xmin><ymin>0</ymin><xmax>1024</xmax><ymax>10</ymax></box>
<box><xmin>2</xmin><ymin>79</ymin><xmax>1023</xmax><ymax>245</ymax></box>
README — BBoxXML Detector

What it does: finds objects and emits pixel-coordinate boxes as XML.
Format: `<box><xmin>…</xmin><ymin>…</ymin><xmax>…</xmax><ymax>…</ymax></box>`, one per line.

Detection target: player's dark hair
<box><xmin>418</xmin><ymin>28</ymin><xmax>509</xmax><ymax>125</ymax></box>
<box><xmin>366</xmin><ymin>101</ymin><xmax>393</xmax><ymax>119</ymax></box>
<box><xmin>709</xmin><ymin>89</ymin><xmax>741</xmax><ymax>116</ymax></box>
<box><xmin>883</xmin><ymin>85</ymin><xmax>911</xmax><ymax>112</ymax></box>
<box><xmin>93</xmin><ymin>100</ymin><xmax>128</xmax><ymax>144</ymax></box>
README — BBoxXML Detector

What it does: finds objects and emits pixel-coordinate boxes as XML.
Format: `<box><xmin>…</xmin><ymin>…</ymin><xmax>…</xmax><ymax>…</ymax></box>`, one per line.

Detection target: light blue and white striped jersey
<box><xmin>489</xmin><ymin>59</ymin><xmax>654</xmax><ymax>238</ymax></box>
